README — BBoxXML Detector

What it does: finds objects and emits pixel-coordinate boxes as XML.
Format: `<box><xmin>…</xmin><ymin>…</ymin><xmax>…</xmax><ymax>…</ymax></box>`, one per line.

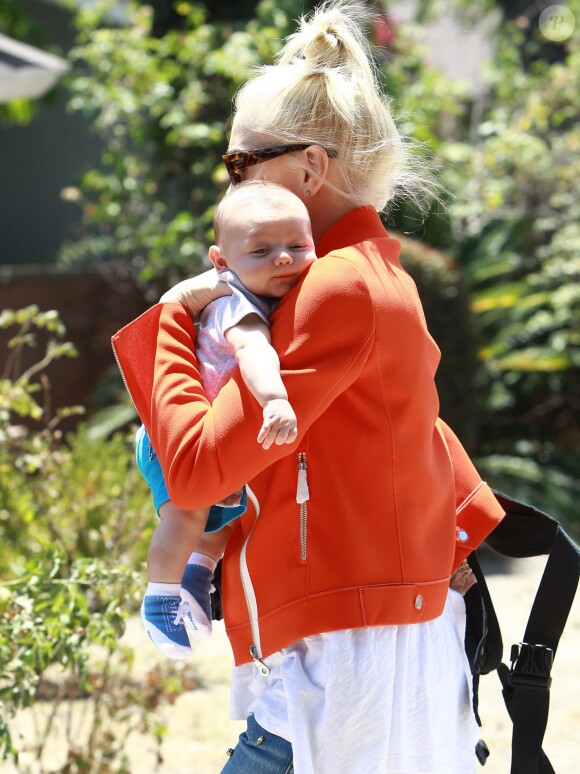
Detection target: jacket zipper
<box><xmin>297</xmin><ymin>452</ymin><xmax>310</xmax><ymax>562</ymax></box>
<box><xmin>239</xmin><ymin>485</ymin><xmax>270</xmax><ymax>676</ymax></box>
<box><xmin>111</xmin><ymin>340</ymin><xmax>132</xmax><ymax>401</ymax></box>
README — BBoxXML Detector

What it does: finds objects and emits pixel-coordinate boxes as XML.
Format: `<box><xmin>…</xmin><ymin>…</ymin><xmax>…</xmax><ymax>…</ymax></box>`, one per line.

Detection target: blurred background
<box><xmin>1</xmin><ymin>0</ymin><xmax>578</xmax><ymax>771</ymax></box>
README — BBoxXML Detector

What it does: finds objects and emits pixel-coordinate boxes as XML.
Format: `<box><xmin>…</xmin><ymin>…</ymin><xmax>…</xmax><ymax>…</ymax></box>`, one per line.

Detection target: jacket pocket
<box><xmin>296</xmin><ymin>452</ymin><xmax>309</xmax><ymax>562</ymax></box>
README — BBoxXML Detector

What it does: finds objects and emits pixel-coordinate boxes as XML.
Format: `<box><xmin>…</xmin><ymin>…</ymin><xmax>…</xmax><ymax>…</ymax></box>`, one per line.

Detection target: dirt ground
<box><xmin>9</xmin><ymin>555</ymin><xmax>580</xmax><ymax>773</ymax></box>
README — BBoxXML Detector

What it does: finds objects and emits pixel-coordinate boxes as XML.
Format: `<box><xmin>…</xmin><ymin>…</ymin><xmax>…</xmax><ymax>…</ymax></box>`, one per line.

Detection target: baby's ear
<box><xmin>209</xmin><ymin>245</ymin><xmax>228</xmax><ymax>272</ymax></box>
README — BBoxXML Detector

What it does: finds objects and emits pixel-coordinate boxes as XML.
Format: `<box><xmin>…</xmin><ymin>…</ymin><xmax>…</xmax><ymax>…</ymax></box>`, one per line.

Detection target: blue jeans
<box><xmin>221</xmin><ymin>715</ymin><xmax>294</xmax><ymax>774</ymax></box>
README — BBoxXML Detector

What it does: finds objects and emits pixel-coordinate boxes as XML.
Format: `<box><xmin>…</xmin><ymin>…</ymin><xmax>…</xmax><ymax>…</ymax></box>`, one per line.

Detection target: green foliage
<box><xmin>0</xmin><ymin>306</ymin><xmax>81</xmax><ymax>426</ymax></box>
<box><xmin>0</xmin><ymin>423</ymin><xmax>152</xmax><ymax>578</ymax></box>
<box><xmin>0</xmin><ymin>550</ymin><xmax>130</xmax><ymax>712</ymax></box>
<box><xmin>0</xmin><ymin>307</ymin><xmax>169</xmax><ymax>767</ymax></box>
<box><xmin>378</xmin><ymin>22</ymin><xmax>470</xmax><ymax>249</ymax></box>
<box><xmin>446</xmin><ymin>23</ymin><xmax>580</xmax><ymax>461</ymax></box>
<box><xmin>438</xmin><ymin>17</ymin><xmax>579</xmax><ymax>524</ymax></box>
<box><xmin>375</xmin><ymin>9</ymin><xmax>580</xmax><ymax>524</ymax></box>
<box><xmin>61</xmin><ymin>0</ymin><xmax>309</xmax><ymax>282</ymax></box>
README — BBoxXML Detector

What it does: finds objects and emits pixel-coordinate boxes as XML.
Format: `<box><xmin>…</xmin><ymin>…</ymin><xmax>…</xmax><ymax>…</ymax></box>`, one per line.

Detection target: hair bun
<box><xmin>303</xmin><ymin>28</ymin><xmax>344</xmax><ymax>69</ymax></box>
<box><xmin>232</xmin><ymin>1</ymin><xmax>420</xmax><ymax>214</ymax></box>
<box><xmin>277</xmin><ymin>4</ymin><xmax>372</xmax><ymax>80</ymax></box>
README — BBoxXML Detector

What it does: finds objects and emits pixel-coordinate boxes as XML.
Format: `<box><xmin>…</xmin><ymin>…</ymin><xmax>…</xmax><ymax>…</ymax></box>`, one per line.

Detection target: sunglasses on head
<box><xmin>222</xmin><ymin>144</ymin><xmax>338</xmax><ymax>184</ymax></box>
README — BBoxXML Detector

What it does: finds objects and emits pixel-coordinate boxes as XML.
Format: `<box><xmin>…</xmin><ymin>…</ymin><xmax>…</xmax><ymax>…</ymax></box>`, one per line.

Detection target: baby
<box><xmin>138</xmin><ymin>181</ymin><xmax>317</xmax><ymax>658</ymax></box>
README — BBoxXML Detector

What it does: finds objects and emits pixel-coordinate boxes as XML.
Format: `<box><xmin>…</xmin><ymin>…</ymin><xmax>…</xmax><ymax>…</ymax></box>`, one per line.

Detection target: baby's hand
<box><xmin>450</xmin><ymin>560</ymin><xmax>477</xmax><ymax>596</ymax></box>
<box><xmin>258</xmin><ymin>399</ymin><xmax>298</xmax><ymax>451</ymax></box>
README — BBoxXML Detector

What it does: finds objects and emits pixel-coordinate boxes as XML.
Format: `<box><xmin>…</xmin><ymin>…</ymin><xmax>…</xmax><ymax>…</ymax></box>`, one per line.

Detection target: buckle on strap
<box><xmin>510</xmin><ymin>642</ymin><xmax>554</xmax><ymax>688</ymax></box>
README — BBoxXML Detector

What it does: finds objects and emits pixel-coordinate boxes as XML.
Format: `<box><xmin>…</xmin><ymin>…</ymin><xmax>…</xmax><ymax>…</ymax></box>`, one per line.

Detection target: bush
<box><xmin>0</xmin><ymin>306</ymin><xmax>200</xmax><ymax>770</ymax></box>
<box><xmin>381</xmin><ymin>10</ymin><xmax>580</xmax><ymax>529</ymax></box>
<box><xmin>61</xmin><ymin>0</ymin><xmax>313</xmax><ymax>283</ymax></box>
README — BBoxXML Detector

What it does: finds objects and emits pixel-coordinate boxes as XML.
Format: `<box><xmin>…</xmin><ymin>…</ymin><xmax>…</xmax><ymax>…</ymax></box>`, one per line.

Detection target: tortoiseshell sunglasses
<box><xmin>222</xmin><ymin>144</ymin><xmax>338</xmax><ymax>184</ymax></box>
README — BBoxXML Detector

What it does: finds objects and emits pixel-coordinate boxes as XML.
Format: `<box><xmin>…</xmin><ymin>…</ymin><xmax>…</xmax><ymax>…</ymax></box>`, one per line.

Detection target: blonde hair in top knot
<box><xmin>278</xmin><ymin>1</ymin><xmax>374</xmax><ymax>85</ymax></box>
<box><xmin>231</xmin><ymin>1</ymin><xmax>433</xmax><ymax>212</ymax></box>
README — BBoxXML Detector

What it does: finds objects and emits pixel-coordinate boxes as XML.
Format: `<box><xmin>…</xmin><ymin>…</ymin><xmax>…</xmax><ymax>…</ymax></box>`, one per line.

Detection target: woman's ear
<box><xmin>209</xmin><ymin>244</ymin><xmax>228</xmax><ymax>272</ymax></box>
<box><xmin>303</xmin><ymin>145</ymin><xmax>329</xmax><ymax>197</ymax></box>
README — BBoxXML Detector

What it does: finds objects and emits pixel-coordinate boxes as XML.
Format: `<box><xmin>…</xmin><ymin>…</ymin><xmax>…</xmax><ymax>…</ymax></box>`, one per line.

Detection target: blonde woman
<box><xmin>113</xmin><ymin>3</ymin><xmax>504</xmax><ymax>772</ymax></box>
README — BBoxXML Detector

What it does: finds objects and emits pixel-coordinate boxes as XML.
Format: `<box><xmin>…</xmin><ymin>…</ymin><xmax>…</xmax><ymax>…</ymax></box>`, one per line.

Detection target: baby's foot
<box><xmin>141</xmin><ymin>586</ymin><xmax>194</xmax><ymax>659</ymax></box>
<box><xmin>180</xmin><ymin>561</ymin><xmax>214</xmax><ymax>638</ymax></box>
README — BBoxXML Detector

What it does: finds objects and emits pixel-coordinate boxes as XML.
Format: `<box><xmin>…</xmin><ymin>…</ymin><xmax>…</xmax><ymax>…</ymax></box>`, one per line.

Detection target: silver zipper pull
<box><xmin>297</xmin><ymin>453</ymin><xmax>309</xmax><ymax>504</ymax></box>
<box><xmin>249</xmin><ymin>645</ymin><xmax>270</xmax><ymax>676</ymax></box>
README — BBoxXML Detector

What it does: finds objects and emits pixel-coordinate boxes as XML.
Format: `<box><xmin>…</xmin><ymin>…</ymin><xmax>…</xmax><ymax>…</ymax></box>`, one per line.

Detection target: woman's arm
<box><xmin>112</xmin><ymin>258</ymin><xmax>375</xmax><ymax>509</ymax></box>
<box><xmin>436</xmin><ymin>418</ymin><xmax>505</xmax><ymax>572</ymax></box>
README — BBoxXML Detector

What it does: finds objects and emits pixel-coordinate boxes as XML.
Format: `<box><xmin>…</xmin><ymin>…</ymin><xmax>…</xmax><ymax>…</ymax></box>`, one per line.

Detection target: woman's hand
<box><xmin>449</xmin><ymin>560</ymin><xmax>477</xmax><ymax>596</ymax></box>
<box><xmin>160</xmin><ymin>269</ymin><xmax>232</xmax><ymax>317</ymax></box>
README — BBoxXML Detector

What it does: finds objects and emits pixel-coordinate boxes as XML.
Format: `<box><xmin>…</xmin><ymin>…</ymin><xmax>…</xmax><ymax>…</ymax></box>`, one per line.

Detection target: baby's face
<box><xmin>218</xmin><ymin>202</ymin><xmax>316</xmax><ymax>298</ymax></box>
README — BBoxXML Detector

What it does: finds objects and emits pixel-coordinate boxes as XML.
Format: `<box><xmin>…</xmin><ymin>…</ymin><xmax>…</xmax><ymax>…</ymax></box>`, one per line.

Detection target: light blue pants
<box><xmin>135</xmin><ymin>424</ymin><xmax>246</xmax><ymax>531</ymax></box>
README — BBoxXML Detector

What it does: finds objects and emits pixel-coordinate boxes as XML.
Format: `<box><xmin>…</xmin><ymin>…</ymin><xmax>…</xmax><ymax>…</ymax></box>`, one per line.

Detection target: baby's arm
<box><xmin>225</xmin><ymin>313</ymin><xmax>297</xmax><ymax>451</ymax></box>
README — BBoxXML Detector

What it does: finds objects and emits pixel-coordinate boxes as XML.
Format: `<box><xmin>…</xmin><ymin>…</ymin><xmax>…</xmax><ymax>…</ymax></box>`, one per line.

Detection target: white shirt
<box><xmin>230</xmin><ymin>590</ymin><xmax>478</xmax><ymax>774</ymax></box>
<box><xmin>196</xmin><ymin>271</ymin><xmax>276</xmax><ymax>401</ymax></box>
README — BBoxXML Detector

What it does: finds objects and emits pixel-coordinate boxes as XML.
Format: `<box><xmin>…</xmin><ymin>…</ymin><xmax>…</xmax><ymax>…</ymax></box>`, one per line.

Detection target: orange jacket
<box><xmin>112</xmin><ymin>206</ymin><xmax>504</xmax><ymax>668</ymax></box>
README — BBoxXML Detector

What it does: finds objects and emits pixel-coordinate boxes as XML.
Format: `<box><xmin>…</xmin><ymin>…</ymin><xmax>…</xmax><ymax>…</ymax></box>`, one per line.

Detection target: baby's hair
<box><xmin>213</xmin><ymin>180</ymin><xmax>309</xmax><ymax>245</ymax></box>
<box><xmin>231</xmin><ymin>1</ymin><xmax>435</xmax><ymax>213</ymax></box>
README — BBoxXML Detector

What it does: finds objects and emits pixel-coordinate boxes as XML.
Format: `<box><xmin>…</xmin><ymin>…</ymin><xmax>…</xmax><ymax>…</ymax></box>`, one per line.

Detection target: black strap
<box><xmin>211</xmin><ymin>559</ymin><xmax>224</xmax><ymax>621</ymax></box>
<box><xmin>523</xmin><ymin>527</ymin><xmax>580</xmax><ymax>652</ymax></box>
<box><xmin>481</xmin><ymin>492</ymin><xmax>580</xmax><ymax>772</ymax></box>
<box><xmin>497</xmin><ymin>663</ymin><xmax>556</xmax><ymax>774</ymax></box>
<box><xmin>464</xmin><ymin>552</ymin><xmax>503</xmax><ymax>726</ymax></box>
<box><xmin>466</xmin><ymin>552</ymin><xmax>503</xmax><ymax>674</ymax></box>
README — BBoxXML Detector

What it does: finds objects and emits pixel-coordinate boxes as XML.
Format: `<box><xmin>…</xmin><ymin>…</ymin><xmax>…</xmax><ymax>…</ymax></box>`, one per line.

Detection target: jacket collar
<box><xmin>315</xmin><ymin>206</ymin><xmax>388</xmax><ymax>257</ymax></box>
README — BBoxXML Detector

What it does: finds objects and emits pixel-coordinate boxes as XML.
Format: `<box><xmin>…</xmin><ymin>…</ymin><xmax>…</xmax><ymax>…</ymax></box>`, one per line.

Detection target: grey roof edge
<box><xmin>0</xmin><ymin>33</ymin><xmax>69</xmax><ymax>73</ymax></box>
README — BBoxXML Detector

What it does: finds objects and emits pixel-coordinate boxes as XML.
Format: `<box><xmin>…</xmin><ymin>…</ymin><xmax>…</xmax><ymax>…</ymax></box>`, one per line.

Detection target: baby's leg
<box><xmin>147</xmin><ymin>502</ymin><xmax>209</xmax><ymax>582</ymax></box>
<box><xmin>143</xmin><ymin>503</ymin><xmax>211</xmax><ymax>658</ymax></box>
<box><xmin>180</xmin><ymin>523</ymin><xmax>235</xmax><ymax>625</ymax></box>
<box><xmin>196</xmin><ymin>522</ymin><xmax>235</xmax><ymax>560</ymax></box>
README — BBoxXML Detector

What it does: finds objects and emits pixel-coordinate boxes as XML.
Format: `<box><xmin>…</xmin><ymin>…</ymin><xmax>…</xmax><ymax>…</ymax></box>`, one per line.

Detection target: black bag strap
<box><xmin>497</xmin><ymin>662</ymin><xmax>556</xmax><ymax>774</ymax></box>
<box><xmin>466</xmin><ymin>551</ymin><xmax>503</xmax><ymax>674</ymax></box>
<box><xmin>482</xmin><ymin>492</ymin><xmax>580</xmax><ymax>773</ymax></box>
<box><xmin>211</xmin><ymin>559</ymin><xmax>224</xmax><ymax>621</ymax></box>
<box><xmin>464</xmin><ymin>551</ymin><xmax>503</xmax><ymax>726</ymax></box>
<box><xmin>521</xmin><ymin>525</ymin><xmax>580</xmax><ymax>652</ymax></box>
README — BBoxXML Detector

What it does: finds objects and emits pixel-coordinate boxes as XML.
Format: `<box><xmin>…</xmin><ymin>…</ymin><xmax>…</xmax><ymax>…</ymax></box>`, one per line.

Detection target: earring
<box><xmin>305</xmin><ymin>189</ymin><xmax>311</xmax><ymax>196</ymax></box>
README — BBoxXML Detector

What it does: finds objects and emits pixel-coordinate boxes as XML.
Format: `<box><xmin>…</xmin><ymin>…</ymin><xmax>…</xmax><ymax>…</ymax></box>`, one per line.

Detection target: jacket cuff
<box><xmin>452</xmin><ymin>482</ymin><xmax>506</xmax><ymax>572</ymax></box>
